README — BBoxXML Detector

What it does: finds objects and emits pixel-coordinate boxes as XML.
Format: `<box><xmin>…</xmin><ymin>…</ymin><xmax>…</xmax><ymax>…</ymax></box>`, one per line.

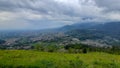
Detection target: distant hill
<box><xmin>57</xmin><ymin>23</ymin><xmax>98</xmax><ymax>31</ymax></box>
<box><xmin>92</xmin><ymin>22</ymin><xmax>120</xmax><ymax>34</ymax></box>
<box><xmin>58</xmin><ymin>22</ymin><xmax>120</xmax><ymax>34</ymax></box>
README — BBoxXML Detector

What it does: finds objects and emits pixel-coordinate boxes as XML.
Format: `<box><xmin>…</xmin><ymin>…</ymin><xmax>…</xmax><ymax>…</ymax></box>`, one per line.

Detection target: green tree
<box><xmin>82</xmin><ymin>48</ymin><xmax>87</xmax><ymax>54</ymax></box>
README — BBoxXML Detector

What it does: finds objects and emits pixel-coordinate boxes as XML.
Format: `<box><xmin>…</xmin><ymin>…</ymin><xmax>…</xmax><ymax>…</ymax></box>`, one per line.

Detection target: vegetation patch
<box><xmin>0</xmin><ymin>50</ymin><xmax>120</xmax><ymax>68</ymax></box>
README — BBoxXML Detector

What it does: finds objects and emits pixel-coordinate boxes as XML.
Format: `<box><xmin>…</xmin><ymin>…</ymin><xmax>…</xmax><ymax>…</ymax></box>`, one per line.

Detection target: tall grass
<box><xmin>0</xmin><ymin>50</ymin><xmax>120</xmax><ymax>68</ymax></box>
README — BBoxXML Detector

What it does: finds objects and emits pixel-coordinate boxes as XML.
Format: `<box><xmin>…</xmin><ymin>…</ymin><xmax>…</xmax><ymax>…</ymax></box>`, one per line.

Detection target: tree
<box><xmin>82</xmin><ymin>48</ymin><xmax>87</xmax><ymax>54</ymax></box>
<box><xmin>33</xmin><ymin>43</ymin><xmax>44</xmax><ymax>51</ymax></box>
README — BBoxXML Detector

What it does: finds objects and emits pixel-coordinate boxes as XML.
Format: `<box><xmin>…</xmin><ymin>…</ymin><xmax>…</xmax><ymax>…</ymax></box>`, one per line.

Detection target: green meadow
<box><xmin>0</xmin><ymin>50</ymin><xmax>120</xmax><ymax>68</ymax></box>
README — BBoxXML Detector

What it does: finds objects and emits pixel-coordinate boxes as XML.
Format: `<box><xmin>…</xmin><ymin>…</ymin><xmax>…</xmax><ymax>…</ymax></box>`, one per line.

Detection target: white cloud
<box><xmin>0</xmin><ymin>0</ymin><xmax>120</xmax><ymax>30</ymax></box>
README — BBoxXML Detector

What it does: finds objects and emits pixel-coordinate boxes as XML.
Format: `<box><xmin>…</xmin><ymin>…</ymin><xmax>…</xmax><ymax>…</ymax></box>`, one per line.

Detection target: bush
<box><xmin>82</xmin><ymin>48</ymin><xmax>87</xmax><ymax>54</ymax></box>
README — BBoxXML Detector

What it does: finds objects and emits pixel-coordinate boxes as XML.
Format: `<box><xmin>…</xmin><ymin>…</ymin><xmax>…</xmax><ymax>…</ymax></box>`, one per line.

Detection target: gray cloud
<box><xmin>0</xmin><ymin>0</ymin><xmax>120</xmax><ymax>30</ymax></box>
<box><xmin>95</xmin><ymin>0</ymin><xmax>120</xmax><ymax>12</ymax></box>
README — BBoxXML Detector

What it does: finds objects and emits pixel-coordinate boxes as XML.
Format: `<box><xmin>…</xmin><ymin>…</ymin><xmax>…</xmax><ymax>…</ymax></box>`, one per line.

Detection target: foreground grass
<box><xmin>0</xmin><ymin>50</ymin><xmax>120</xmax><ymax>68</ymax></box>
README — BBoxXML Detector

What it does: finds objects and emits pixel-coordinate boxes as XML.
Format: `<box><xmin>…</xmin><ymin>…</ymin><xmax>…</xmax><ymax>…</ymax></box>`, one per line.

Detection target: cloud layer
<box><xmin>0</xmin><ymin>0</ymin><xmax>120</xmax><ymax>30</ymax></box>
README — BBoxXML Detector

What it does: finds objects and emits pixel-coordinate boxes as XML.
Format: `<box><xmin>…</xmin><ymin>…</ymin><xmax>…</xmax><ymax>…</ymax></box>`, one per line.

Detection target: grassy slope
<box><xmin>0</xmin><ymin>50</ymin><xmax>120</xmax><ymax>68</ymax></box>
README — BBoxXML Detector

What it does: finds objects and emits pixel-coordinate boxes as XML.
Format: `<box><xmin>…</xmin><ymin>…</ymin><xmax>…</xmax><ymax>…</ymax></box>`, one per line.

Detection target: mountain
<box><xmin>58</xmin><ymin>22</ymin><xmax>120</xmax><ymax>34</ymax></box>
<box><xmin>56</xmin><ymin>23</ymin><xmax>99</xmax><ymax>32</ymax></box>
<box><xmin>92</xmin><ymin>22</ymin><xmax>120</xmax><ymax>34</ymax></box>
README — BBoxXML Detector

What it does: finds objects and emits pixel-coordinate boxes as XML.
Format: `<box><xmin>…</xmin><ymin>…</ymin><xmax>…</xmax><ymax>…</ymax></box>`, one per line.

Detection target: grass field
<box><xmin>0</xmin><ymin>50</ymin><xmax>120</xmax><ymax>68</ymax></box>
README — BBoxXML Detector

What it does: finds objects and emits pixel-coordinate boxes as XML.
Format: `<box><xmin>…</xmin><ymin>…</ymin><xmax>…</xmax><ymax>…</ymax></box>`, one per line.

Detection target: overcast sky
<box><xmin>0</xmin><ymin>0</ymin><xmax>120</xmax><ymax>30</ymax></box>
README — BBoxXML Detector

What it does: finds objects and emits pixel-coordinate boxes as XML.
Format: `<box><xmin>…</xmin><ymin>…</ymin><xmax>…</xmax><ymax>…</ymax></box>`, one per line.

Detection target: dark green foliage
<box><xmin>0</xmin><ymin>46</ymin><xmax>6</xmax><ymax>50</ymax></box>
<box><xmin>64</xmin><ymin>43</ymin><xmax>88</xmax><ymax>50</ymax></box>
<box><xmin>32</xmin><ymin>42</ymin><xmax>120</xmax><ymax>55</ymax></box>
<box><xmin>64</xmin><ymin>43</ymin><xmax>89</xmax><ymax>53</ymax></box>
<box><xmin>82</xmin><ymin>48</ymin><xmax>87</xmax><ymax>54</ymax></box>
<box><xmin>45</xmin><ymin>45</ymin><xmax>58</xmax><ymax>52</ymax></box>
<box><xmin>33</xmin><ymin>42</ymin><xmax>46</xmax><ymax>51</ymax></box>
<box><xmin>33</xmin><ymin>42</ymin><xmax>60</xmax><ymax>52</ymax></box>
<box><xmin>34</xmin><ymin>43</ymin><xmax>44</xmax><ymax>51</ymax></box>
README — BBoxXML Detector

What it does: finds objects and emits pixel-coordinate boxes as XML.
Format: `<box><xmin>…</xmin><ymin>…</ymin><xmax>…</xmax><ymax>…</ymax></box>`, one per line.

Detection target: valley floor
<box><xmin>0</xmin><ymin>50</ymin><xmax>120</xmax><ymax>68</ymax></box>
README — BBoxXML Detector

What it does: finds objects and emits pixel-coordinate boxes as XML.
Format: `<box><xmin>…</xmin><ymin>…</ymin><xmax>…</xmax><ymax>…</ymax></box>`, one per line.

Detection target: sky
<box><xmin>0</xmin><ymin>0</ymin><xmax>120</xmax><ymax>30</ymax></box>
